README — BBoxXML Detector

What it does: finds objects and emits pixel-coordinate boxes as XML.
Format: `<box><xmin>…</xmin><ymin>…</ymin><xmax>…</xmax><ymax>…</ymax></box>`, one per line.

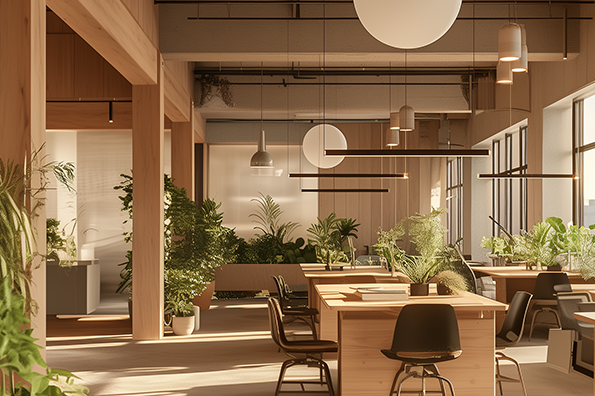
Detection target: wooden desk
<box><xmin>300</xmin><ymin>264</ymin><xmax>409</xmax><ymax>313</ymax></box>
<box><xmin>574</xmin><ymin>312</ymin><xmax>595</xmax><ymax>396</ymax></box>
<box><xmin>317</xmin><ymin>283</ymin><xmax>508</xmax><ymax>396</ymax></box>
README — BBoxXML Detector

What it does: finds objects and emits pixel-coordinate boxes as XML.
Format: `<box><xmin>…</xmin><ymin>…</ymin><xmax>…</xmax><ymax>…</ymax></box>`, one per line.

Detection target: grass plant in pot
<box><xmin>435</xmin><ymin>270</ymin><xmax>468</xmax><ymax>295</ymax></box>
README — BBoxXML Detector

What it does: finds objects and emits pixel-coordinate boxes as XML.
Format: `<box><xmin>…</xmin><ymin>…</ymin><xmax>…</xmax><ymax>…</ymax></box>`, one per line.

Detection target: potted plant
<box><xmin>164</xmin><ymin>269</ymin><xmax>202</xmax><ymax>336</ymax></box>
<box><xmin>524</xmin><ymin>217</ymin><xmax>566</xmax><ymax>270</ymax></box>
<box><xmin>46</xmin><ymin>218</ymin><xmax>77</xmax><ymax>266</ymax></box>
<box><xmin>435</xmin><ymin>270</ymin><xmax>468</xmax><ymax>295</ymax></box>
<box><xmin>480</xmin><ymin>235</ymin><xmax>513</xmax><ymax>266</ymax></box>
<box><xmin>306</xmin><ymin>213</ymin><xmax>359</xmax><ymax>270</ymax></box>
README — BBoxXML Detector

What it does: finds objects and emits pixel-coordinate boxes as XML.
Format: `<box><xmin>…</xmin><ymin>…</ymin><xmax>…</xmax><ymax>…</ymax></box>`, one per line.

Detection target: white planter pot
<box><xmin>172</xmin><ymin>315</ymin><xmax>195</xmax><ymax>336</ymax></box>
<box><xmin>192</xmin><ymin>305</ymin><xmax>200</xmax><ymax>333</ymax></box>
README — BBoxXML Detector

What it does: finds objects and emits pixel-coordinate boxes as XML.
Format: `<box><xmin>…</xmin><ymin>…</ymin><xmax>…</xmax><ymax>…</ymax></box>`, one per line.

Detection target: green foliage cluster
<box><xmin>46</xmin><ymin>218</ymin><xmax>76</xmax><ymax>267</ymax></box>
<box><xmin>114</xmin><ymin>174</ymin><xmax>237</xmax><ymax>315</ymax></box>
<box><xmin>306</xmin><ymin>213</ymin><xmax>360</xmax><ymax>266</ymax></box>
<box><xmin>480</xmin><ymin>216</ymin><xmax>595</xmax><ymax>270</ymax></box>
<box><xmin>375</xmin><ymin>208</ymin><xmax>450</xmax><ymax>284</ymax></box>
<box><xmin>0</xmin><ymin>277</ymin><xmax>88</xmax><ymax>396</ymax></box>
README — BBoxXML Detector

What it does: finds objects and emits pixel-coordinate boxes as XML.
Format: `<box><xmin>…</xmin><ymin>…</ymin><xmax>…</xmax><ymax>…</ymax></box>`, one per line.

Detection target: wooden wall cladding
<box><xmin>46</xmin><ymin>11</ymin><xmax>132</xmax><ymax>101</ymax></box>
<box><xmin>317</xmin><ymin>121</ymin><xmax>441</xmax><ymax>254</ymax></box>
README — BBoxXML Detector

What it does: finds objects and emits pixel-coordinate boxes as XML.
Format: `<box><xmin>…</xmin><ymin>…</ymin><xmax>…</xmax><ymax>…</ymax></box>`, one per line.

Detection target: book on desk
<box><xmin>352</xmin><ymin>287</ymin><xmax>409</xmax><ymax>301</ymax></box>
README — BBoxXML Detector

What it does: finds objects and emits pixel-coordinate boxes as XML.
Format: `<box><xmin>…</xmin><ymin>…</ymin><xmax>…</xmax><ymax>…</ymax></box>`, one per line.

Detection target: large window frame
<box><xmin>491</xmin><ymin>126</ymin><xmax>528</xmax><ymax>236</ymax></box>
<box><xmin>573</xmin><ymin>99</ymin><xmax>595</xmax><ymax>226</ymax></box>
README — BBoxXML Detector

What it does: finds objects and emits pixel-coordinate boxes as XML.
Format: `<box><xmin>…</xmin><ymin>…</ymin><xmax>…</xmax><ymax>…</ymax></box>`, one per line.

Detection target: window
<box><xmin>446</xmin><ymin>157</ymin><xmax>463</xmax><ymax>246</ymax></box>
<box><xmin>491</xmin><ymin>126</ymin><xmax>528</xmax><ymax>235</ymax></box>
<box><xmin>573</xmin><ymin>96</ymin><xmax>595</xmax><ymax>226</ymax></box>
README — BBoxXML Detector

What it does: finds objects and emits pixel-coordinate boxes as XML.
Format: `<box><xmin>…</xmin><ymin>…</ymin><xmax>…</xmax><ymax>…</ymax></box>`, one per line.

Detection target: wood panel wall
<box><xmin>318</xmin><ymin>121</ymin><xmax>442</xmax><ymax>255</ymax></box>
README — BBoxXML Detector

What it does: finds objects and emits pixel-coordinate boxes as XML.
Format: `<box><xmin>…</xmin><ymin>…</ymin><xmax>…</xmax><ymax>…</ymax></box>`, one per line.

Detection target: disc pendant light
<box><xmin>353</xmin><ymin>0</ymin><xmax>462</xmax><ymax>49</ymax></box>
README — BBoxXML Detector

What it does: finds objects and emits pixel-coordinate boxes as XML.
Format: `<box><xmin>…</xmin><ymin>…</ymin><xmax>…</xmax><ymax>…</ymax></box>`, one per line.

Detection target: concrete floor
<box><xmin>46</xmin><ymin>297</ymin><xmax>593</xmax><ymax>396</ymax></box>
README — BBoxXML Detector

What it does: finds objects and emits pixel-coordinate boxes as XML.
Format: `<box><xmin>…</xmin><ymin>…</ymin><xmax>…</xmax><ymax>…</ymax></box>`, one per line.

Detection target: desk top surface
<box><xmin>316</xmin><ymin>283</ymin><xmax>508</xmax><ymax>312</ymax></box>
<box><xmin>574</xmin><ymin>311</ymin><xmax>595</xmax><ymax>324</ymax></box>
<box><xmin>300</xmin><ymin>264</ymin><xmax>398</xmax><ymax>278</ymax></box>
<box><xmin>471</xmin><ymin>266</ymin><xmax>584</xmax><ymax>279</ymax></box>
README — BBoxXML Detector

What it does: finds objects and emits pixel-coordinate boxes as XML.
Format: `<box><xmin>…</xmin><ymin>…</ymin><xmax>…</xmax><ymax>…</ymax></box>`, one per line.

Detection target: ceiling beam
<box><xmin>47</xmin><ymin>0</ymin><xmax>158</xmax><ymax>85</ymax></box>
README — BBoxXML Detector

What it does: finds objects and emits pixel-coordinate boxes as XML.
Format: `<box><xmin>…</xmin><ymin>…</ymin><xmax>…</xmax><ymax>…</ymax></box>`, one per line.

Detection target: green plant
<box><xmin>164</xmin><ymin>269</ymin><xmax>200</xmax><ymax>317</ymax></box>
<box><xmin>250</xmin><ymin>193</ymin><xmax>300</xmax><ymax>244</ymax></box>
<box><xmin>375</xmin><ymin>208</ymin><xmax>447</xmax><ymax>284</ymax></box>
<box><xmin>0</xmin><ymin>276</ymin><xmax>88</xmax><ymax>396</ymax></box>
<box><xmin>0</xmin><ymin>153</ymin><xmax>75</xmax><ymax>316</ymax></box>
<box><xmin>307</xmin><ymin>213</ymin><xmax>352</xmax><ymax>266</ymax></box>
<box><xmin>46</xmin><ymin>218</ymin><xmax>77</xmax><ymax>266</ymax></box>
<box><xmin>435</xmin><ymin>270</ymin><xmax>468</xmax><ymax>295</ymax></box>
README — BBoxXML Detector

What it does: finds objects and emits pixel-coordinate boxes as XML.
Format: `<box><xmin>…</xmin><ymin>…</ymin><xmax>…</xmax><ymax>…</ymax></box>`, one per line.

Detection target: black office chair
<box><xmin>272</xmin><ymin>275</ymin><xmax>318</xmax><ymax>339</ymax></box>
<box><xmin>528</xmin><ymin>272</ymin><xmax>571</xmax><ymax>340</ymax></box>
<box><xmin>267</xmin><ymin>297</ymin><xmax>337</xmax><ymax>396</ymax></box>
<box><xmin>495</xmin><ymin>291</ymin><xmax>533</xmax><ymax>396</ymax></box>
<box><xmin>278</xmin><ymin>274</ymin><xmax>309</xmax><ymax>299</ymax></box>
<box><xmin>381</xmin><ymin>304</ymin><xmax>462</xmax><ymax>396</ymax></box>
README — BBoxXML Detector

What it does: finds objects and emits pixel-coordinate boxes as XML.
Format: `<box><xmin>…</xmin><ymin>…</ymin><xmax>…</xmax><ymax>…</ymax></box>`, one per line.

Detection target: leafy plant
<box><xmin>250</xmin><ymin>193</ymin><xmax>300</xmax><ymax>243</ymax></box>
<box><xmin>307</xmin><ymin>213</ymin><xmax>353</xmax><ymax>266</ymax></box>
<box><xmin>0</xmin><ymin>152</ymin><xmax>75</xmax><ymax>316</ymax></box>
<box><xmin>0</xmin><ymin>276</ymin><xmax>88</xmax><ymax>396</ymax></box>
<box><xmin>374</xmin><ymin>222</ymin><xmax>405</xmax><ymax>276</ymax></box>
<box><xmin>46</xmin><ymin>218</ymin><xmax>77</xmax><ymax>266</ymax></box>
<box><xmin>164</xmin><ymin>269</ymin><xmax>201</xmax><ymax>317</ymax></box>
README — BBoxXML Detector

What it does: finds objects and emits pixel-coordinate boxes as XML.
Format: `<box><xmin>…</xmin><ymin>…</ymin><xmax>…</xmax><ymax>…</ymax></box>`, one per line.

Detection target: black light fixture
<box><xmin>108</xmin><ymin>101</ymin><xmax>114</xmax><ymax>124</ymax></box>
<box><xmin>290</xmin><ymin>173</ymin><xmax>408</xmax><ymax>179</ymax></box>
<box><xmin>325</xmin><ymin>149</ymin><xmax>490</xmax><ymax>158</ymax></box>
<box><xmin>477</xmin><ymin>173</ymin><xmax>576</xmax><ymax>179</ymax></box>
<box><xmin>301</xmin><ymin>188</ymin><xmax>389</xmax><ymax>193</ymax></box>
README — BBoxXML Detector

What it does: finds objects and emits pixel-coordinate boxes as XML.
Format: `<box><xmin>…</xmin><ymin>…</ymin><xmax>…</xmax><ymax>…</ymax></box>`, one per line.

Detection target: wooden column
<box><xmin>132</xmin><ymin>53</ymin><xmax>164</xmax><ymax>340</ymax></box>
<box><xmin>171</xmin><ymin>117</ymin><xmax>195</xmax><ymax>201</ymax></box>
<box><xmin>0</xmin><ymin>0</ymin><xmax>47</xmax><ymax>352</ymax></box>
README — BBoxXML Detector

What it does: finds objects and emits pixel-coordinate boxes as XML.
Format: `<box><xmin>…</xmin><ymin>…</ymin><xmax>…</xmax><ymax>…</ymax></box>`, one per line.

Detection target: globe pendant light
<box><xmin>250</xmin><ymin>64</ymin><xmax>273</xmax><ymax>168</ymax></box>
<box><xmin>511</xmin><ymin>25</ymin><xmax>528</xmax><ymax>73</ymax></box>
<box><xmin>498</xmin><ymin>22</ymin><xmax>522</xmax><ymax>62</ymax></box>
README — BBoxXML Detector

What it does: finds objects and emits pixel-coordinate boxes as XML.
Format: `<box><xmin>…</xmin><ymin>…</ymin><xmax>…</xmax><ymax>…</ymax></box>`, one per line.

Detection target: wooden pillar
<box><xmin>0</xmin><ymin>0</ymin><xmax>47</xmax><ymax>352</ymax></box>
<box><xmin>171</xmin><ymin>117</ymin><xmax>195</xmax><ymax>201</ymax></box>
<box><xmin>132</xmin><ymin>53</ymin><xmax>164</xmax><ymax>340</ymax></box>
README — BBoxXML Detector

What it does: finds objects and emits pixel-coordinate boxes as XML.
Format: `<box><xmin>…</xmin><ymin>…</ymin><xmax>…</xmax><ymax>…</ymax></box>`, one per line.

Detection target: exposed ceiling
<box><xmin>157</xmin><ymin>0</ymin><xmax>591</xmax><ymax>121</ymax></box>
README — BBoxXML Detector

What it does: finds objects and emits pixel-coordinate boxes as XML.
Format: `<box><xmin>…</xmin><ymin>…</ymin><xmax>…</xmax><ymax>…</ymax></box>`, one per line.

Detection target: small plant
<box><xmin>435</xmin><ymin>270</ymin><xmax>468</xmax><ymax>295</ymax></box>
<box><xmin>307</xmin><ymin>213</ymin><xmax>357</xmax><ymax>267</ymax></box>
<box><xmin>164</xmin><ymin>269</ymin><xmax>203</xmax><ymax>317</ymax></box>
<box><xmin>46</xmin><ymin>218</ymin><xmax>77</xmax><ymax>266</ymax></box>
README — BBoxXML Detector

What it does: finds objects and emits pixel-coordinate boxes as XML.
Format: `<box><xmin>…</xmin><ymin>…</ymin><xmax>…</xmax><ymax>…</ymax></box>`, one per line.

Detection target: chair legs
<box><xmin>274</xmin><ymin>355</ymin><xmax>335</xmax><ymax>396</ymax></box>
<box><xmin>495</xmin><ymin>352</ymin><xmax>528</xmax><ymax>396</ymax></box>
<box><xmin>529</xmin><ymin>307</ymin><xmax>561</xmax><ymax>341</ymax></box>
<box><xmin>389</xmin><ymin>362</ymin><xmax>455</xmax><ymax>396</ymax></box>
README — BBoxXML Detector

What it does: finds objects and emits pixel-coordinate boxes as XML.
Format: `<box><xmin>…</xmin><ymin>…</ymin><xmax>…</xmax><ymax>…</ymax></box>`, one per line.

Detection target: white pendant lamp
<box><xmin>389</xmin><ymin>112</ymin><xmax>400</xmax><ymax>130</ymax></box>
<box><xmin>511</xmin><ymin>25</ymin><xmax>528</xmax><ymax>73</ymax></box>
<box><xmin>250</xmin><ymin>63</ymin><xmax>273</xmax><ymax>168</ymax></box>
<box><xmin>399</xmin><ymin>105</ymin><xmax>415</xmax><ymax>131</ymax></box>
<box><xmin>250</xmin><ymin>130</ymin><xmax>273</xmax><ymax>168</ymax></box>
<box><xmin>386</xmin><ymin>128</ymin><xmax>400</xmax><ymax>147</ymax></box>
<box><xmin>496</xmin><ymin>61</ymin><xmax>513</xmax><ymax>84</ymax></box>
<box><xmin>498</xmin><ymin>22</ymin><xmax>522</xmax><ymax>62</ymax></box>
<box><xmin>353</xmin><ymin>0</ymin><xmax>462</xmax><ymax>49</ymax></box>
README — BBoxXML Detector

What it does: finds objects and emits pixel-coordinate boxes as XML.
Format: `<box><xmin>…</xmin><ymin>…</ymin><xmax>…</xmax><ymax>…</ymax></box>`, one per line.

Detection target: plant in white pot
<box><xmin>164</xmin><ymin>269</ymin><xmax>203</xmax><ymax>336</ymax></box>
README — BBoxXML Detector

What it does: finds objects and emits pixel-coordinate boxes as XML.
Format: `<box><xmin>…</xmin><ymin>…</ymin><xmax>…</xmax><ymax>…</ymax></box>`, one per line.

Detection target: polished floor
<box><xmin>46</xmin><ymin>296</ymin><xmax>593</xmax><ymax>396</ymax></box>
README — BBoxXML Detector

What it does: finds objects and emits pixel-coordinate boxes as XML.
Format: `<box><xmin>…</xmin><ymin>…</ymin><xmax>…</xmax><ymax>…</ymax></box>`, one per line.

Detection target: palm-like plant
<box><xmin>307</xmin><ymin>213</ymin><xmax>350</xmax><ymax>266</ymax></box>
<box><xmin>249</xmin><ymin>193</ymin><xmax>299</xmax><ymax>243</ymax></box>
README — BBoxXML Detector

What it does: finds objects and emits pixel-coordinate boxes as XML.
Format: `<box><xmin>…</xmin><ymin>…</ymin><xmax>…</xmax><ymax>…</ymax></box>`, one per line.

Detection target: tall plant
<box><xmin>307</xmin><ymin>213</ymin><xmax>358</xmax><ymax>266</ymax></box>
<box><xmin>249</xmin><ymin>193</ymin><xmax>299</xmax><ymax>243</ymax></box>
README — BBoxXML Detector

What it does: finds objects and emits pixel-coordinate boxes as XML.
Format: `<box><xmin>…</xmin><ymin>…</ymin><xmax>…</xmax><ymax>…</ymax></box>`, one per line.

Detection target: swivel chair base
<box><xmin>389</xmin><ymin>362</ymin><xmax>456</xmax><ymax>396</ymax></box>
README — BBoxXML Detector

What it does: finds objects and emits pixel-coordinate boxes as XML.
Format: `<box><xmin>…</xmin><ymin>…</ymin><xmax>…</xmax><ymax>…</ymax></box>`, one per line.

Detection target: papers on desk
<box><xmin>352</xmin><ymin>286</ymin><xmax>409</xmax><ymax>301</ymax></box>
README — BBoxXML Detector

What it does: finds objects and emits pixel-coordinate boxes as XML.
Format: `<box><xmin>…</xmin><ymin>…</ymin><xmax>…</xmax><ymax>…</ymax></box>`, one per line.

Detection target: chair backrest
<box><xmin>496</xmin><ymin>291</ymin><xmax>533</xmax><ymax>345</ymax></box>
<box><xmin>271</xmin><ymin>275</ymin><xmax>287</xmax><ymax>301</ymax></box>
<box><xmin>450</xmin><ymin>246</ymin><xmax>478</xmax><ymax>294</ymax></box>
<box><xmin>267</xmin><ymin>297</ymin><xmax>291</xmax><ymax>349</ymax></box>
<box><xmin>388</xmin><ymin>304</ymin><xmax>461</xmax><ymax>355</ymax></box>
<box><xmin>556</xmin><ymin>292</ymin><xmax>593</xmax><ymax>333</ymax></box>
<box><xmin>533</xmin><ymin>272</ymin><xmax>570</xmax><ymax>300</ymax></box>
<box><xmin>278</xmin><ymin>275</ymin><xmax>291</xmax><ymax>294</ymax></box>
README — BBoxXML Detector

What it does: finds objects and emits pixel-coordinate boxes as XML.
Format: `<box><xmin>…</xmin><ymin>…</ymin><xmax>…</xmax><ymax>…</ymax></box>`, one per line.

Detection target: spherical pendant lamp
<box><xmin>498</xmin><ymin>23</ymin><xmax>522</xmax><ymax>62</ymax></box>
<box><xmin>399</xmin><ymin>105</ymin><xmax>415</xmax><ymax>132</ymax></box>
<box><xmin>302</xmin><ymin>124</ymin><xmax>347</xmax><ymax>169</ymax></box>
<box><xmin>353</xmin><ymin>0</ymin><xmax>462</xmax><ymax>49</ymax></box>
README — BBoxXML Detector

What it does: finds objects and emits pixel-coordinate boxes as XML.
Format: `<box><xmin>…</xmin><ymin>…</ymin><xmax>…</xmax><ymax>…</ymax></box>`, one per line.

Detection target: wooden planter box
<box><xmin>214</xmin><ymin>263</ymin><xmax>307</xmax><ymax>292</ymax></box>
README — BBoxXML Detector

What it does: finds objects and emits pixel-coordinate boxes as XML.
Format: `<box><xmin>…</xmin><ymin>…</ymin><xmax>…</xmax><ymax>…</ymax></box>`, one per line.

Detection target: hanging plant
<box><xmin>197</xmin><ymin>74</ymin><xmax>235</xmax><ymax>108</ymax></box>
